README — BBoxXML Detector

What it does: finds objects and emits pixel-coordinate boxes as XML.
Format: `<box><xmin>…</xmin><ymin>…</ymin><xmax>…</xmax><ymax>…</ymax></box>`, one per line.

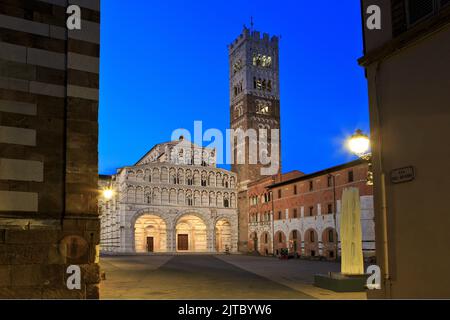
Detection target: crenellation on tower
<box><xmin>229</xmin><ymin>28</ymin><xmax>279</xmax><ymax>53</ymax></box>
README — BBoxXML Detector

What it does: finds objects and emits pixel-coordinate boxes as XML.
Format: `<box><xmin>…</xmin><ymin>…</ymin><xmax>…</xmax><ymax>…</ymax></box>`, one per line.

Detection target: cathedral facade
<box><xmin>99</xmin><ymin>137</ymin><xmax>239</xmax><ymax>254</ymax></box>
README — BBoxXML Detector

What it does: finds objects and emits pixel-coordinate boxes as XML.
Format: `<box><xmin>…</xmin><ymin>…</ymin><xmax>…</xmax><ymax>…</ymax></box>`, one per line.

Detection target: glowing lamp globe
<box><xmin>103</xmin><ymin>188</ymin><xmax>114</xmax><ymax>200</ymax></box>
<box><xmin>347</xmin><ymin>129</ymin><xmax>370</xmax><ymax>155</ymax></box>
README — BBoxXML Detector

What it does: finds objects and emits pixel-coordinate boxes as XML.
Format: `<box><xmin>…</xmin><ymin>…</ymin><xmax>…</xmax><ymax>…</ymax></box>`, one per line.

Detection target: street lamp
<box><xmin>102</xmin><ymin>188</ymin><xmax>114</xmax><ymax>200</ymax></box>
<box><xmin>347</xmin><ymin>129</ymin><xmax>373</xmax><ymax>185</ymax></box>
<box><xmin>347</xmin><ymin>129</ymin><xmax>370</xmax><ymax>157</ymax></box>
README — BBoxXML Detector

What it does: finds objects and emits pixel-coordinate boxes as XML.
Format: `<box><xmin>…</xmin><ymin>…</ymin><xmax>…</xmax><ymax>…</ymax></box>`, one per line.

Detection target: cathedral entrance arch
<box><xmin>134</xmin><ymin>214</ymin><xmax>167</xmax><ymax>253</ymax></box>
<box><xmin>175</xmin><ymin>214</ymin><xmax>207</xmax><ymax>252</ymax></box>
<box><xmin>215</xmin><ymin>219</ymin><xmax>232</xmax><ymax>252</ymax></box>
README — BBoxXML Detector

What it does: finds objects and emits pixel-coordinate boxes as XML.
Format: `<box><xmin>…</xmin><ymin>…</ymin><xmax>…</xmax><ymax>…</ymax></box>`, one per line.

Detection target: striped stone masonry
<box><xmin>0</xmin><ymin>0</ymin><xmax>100</xmax><ymax>299</ymax></box>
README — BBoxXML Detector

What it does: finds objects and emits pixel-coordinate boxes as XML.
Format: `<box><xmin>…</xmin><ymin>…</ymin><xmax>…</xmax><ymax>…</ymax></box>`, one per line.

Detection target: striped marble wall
<box><xmin>0</xmin><ymin>0</ymin><xmax>99</xmax><ymax>219</ymax></box>
<box><xmin>0</xmin><ymin>0</ymin><xmax>101</xmax><ymax>298</ymax></box>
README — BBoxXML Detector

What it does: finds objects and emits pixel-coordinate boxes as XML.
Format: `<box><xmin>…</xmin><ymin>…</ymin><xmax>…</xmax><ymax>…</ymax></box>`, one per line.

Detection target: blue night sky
<box><xmin>99</xmin><ymin>0</ymin><xmax>369</xmax><ymax>175</ymax></box>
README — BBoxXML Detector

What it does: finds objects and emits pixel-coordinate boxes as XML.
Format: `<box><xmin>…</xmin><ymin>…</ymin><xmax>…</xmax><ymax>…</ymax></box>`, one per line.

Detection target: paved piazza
<box><xmin>99</xmin><ymin>255</ymin><xmax>366</xmax><ymax>299</ymax></box>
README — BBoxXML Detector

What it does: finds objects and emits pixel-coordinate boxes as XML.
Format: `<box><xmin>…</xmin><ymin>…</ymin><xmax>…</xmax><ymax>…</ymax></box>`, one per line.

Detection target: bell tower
<box><xmin>228</xmin><ymin>26</ymin><xmax>281</xmax><ymax>251</ymax></box>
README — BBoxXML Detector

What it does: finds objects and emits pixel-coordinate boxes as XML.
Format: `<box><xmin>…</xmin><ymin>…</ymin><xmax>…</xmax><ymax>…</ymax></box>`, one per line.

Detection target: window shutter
<box><xmin>392</xmin><ymin>0</ymin><xmax>408</xmax><ymax>37</ymax></box>
<box><xmin>407</xmin><ymin>0</ymin><xmax>435</xmax><ymax>25</ymax></box>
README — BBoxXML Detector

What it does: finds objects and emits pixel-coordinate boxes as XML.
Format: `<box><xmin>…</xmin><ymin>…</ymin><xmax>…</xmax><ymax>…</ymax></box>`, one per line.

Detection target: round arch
<box><xmin>289</xmin><ymin>229</ymin><xmax>301</xmax><ymax>256</ymax></box>
<box><xmin>215</xmin><ymin>218</ymin><xmax>232</xmax><ymax>253</ymax></box>
<box><xmin>322</xmin><ymin>227</ymin><xmax>338</xmax><ymax>260</ymax></box>
<box><xmin>175</xmin><ymin>213</ymin><xmax>208</xmax><ymax>252</ymax></box>
<box><xmin>304</xmin><ymin>228</ymin><xmax>319</xmax><ymax>257</ymax></box>
<box><xmin>259</xmin><ymin>231</ymin><xmax>272</xmax><ymax>256</ymax></box>
<box><xmin>134</xmin><ymin>214</ymin><xmax>167</xmax><ymax>253</ymax></box>
<box><xmin>248</xmin><ymin>231</ymin><xmax>258</xmax><ymax>253</ymax></box>
<box><xmin>130</xmin><ymin>208</ymin><xmax>170</xmax><ymax>253</ymax></box>
<box><xmin>274</xmin><ymin>230</ymin><xmax>287</xmax><ymax>255</ymax></box>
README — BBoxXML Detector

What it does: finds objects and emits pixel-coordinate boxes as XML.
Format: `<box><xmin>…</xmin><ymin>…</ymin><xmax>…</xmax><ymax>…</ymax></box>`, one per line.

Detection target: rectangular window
<box><xmin>293</xmin><ymin>208</ymin><xmax>298</xmax><ymax>218</ymax></box>
<box><xmin>328</xmin><ymin>204</ymin><xmax>333</xmax><ymax>214</ymax></box>
<box><xmin>348</xmin><ymin>170</ymin><xmax>354</xmax><ymax>183</ymax></box>
<box><xmin>407</xmin><ymin>0</ymin><xmax>435</xmax><ymax>26</ymax></box>
<box><xmin>327</xmin><ymin>175</ymin><xmax>333</xmax><ymax>187</ymax></box>
<box><xmin>278</xmin><ymin>211</ymin><xmax>282</xmax><ymax>220</ymax></box>
<box><xmin>328</xmin><ymin>230</ymin><xmax>334</xmax><ymax>243</ymax></box>
<box><xmin>278</xmin><ymin>189</ymin><xmax>282</xmax><ymax>198</ymax></box>
<box><xmin>309</xmin><ymin>206</ymin><xmax>314</xmax><ymax>216</ymax></box>
<box><xmin>309</xmin><ymin>181</ymin><xmax>313</xmax><ymax>191</ymax></box>
<box><xmin>293</xmin><ymin>185</ymin><xmax>297</xmax><ymax>195</ymax></box>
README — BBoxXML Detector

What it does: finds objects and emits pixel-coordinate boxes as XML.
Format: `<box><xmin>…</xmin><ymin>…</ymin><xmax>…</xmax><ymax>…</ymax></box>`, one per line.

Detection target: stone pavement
<box><xmin>216</xmin><ymin>255</ymin><xmax>367</xmax><ymax>300</ymax></box>
<box><xmin>99</xmin><ymin>254</ymin><xmax>366</xmax><ymax>300</ymax></box>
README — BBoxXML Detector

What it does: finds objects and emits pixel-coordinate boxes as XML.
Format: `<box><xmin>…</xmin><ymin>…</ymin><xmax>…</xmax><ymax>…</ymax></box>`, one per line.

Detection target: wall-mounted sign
<box><xmin>390</xmin><ymin>166</ymin><xmax>415</xmax><ymax>184</ymax></box>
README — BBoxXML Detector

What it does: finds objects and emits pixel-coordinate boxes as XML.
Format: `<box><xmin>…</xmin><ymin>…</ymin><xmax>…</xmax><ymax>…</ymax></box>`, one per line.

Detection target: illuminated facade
<box><xmin>99</xmin><ymin>137</ymin><xmax>238</xmax><ymax>254</ymax></box>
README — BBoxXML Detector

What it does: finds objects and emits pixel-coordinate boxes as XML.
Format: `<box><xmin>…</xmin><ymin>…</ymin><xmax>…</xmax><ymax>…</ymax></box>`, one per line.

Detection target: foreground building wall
<box><xmin>0</xmin><ymin>0</ymin><xmax>100</xmax><ymax>298</ymax></box>
<box><xmin>248</xmin><ymin>160</ymin><xmax>375</xmax><ymax>259</ymax></box>
<box><xmin>360</xmin><ymin>0</ymin><xmax>450</xmax><ymax>298</ymax></box>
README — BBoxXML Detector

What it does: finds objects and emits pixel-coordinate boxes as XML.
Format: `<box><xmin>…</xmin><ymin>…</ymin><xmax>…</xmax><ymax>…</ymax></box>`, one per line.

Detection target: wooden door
<box><xmin>177</xmin><ymin>234</ymin><xmax>188</xmax><ymax>251</ymax></box>
<box><xmin>146</xmin><ymin>237</ymin><xmax>154</xmax><ymax>252</ymax></box>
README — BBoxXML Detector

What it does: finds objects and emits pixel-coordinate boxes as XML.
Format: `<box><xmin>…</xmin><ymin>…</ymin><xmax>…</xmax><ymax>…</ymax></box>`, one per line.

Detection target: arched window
<box><xmin>264</xmin><ymin>233</ymin><xmax>268</xmax><ymax>244</ymax></box>
<box><xmin>328</xmin><ymin>230</ymin><xmax>334</xmax><ymax>242</ymax></box>
<box><xmin>278</xmin><ymin>232</ymin><xmax>283</xmax><ymax>243</ymax></box>
<box><xmin>186</xmin><ymin>195</ymin><xmax>193</xmax><ymax>206</ymax></box>
<box><xmin>224</xmin><ymin>198</ymin><xmax>229</xmax><ymax>208</ymax></box>
<box><xmin>292</xmin><ymin>230</ymin><xmax>297</xmax><ymax>239</ymax></box>
<box><xmin>310</xmin><ymin>230</ymin><xmax>315</xmax><ymax>243</ymax></box>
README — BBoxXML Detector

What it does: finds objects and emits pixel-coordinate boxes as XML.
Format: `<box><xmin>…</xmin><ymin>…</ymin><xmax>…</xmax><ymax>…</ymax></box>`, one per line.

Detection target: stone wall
<box><xmin>0</xmin><ymin>0</ymin><xmax>100</xmax><ymax>299</ymax></box>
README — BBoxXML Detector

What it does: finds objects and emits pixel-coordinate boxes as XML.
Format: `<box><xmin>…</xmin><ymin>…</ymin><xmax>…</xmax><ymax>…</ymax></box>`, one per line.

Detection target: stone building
<box><xmin>99</xmin><ymin>137</ymin><xmax>239</xmax><ymax>254</ymax></box>
<box><xmin>0</xmin><ymin>0</ymin><xmax>100</xmax><ymax>298</ymax></box>
<box><xmin>229</xmin><ymin>27</ymin><xmax>282</xmax><ymax>252</ymax></box>
<box><xmin>360</xmin><ymin>0</ymin><xmax>450</xmax><ymax>298</ymax></box>
<box><xmin>247</xmin><ymin>159</ymin><xmax>375</xmax><ymax>259</ymax></box>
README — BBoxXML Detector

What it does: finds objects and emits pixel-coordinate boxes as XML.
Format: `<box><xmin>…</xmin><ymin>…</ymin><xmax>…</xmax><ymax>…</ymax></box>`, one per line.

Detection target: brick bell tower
<box><xmin>228</xmin><ymin>26</ymin><xmax>281</xmax><ymax>252</ymax></box>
